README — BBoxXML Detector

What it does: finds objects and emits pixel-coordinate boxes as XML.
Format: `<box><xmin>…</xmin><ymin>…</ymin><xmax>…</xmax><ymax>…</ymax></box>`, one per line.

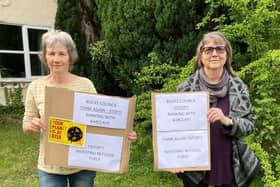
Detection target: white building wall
<box><xmin>0</xmin><ymin>0</ymin><xmax>57</xmax><ymax>27</ymax></box>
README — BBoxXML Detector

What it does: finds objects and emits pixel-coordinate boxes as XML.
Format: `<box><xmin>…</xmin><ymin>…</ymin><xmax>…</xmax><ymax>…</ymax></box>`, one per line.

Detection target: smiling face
<box><xmin>39</xmin><ymin>31</ymin><xmax>79</xmax><ymax>75</ymax></box>
<box><xmin>194</xmin><ymin>32</ymin><xmax>235</xmax><ymax>77</ymax></box>
<box><xmin>45</xmin><ymin>43</ymin><xmax>70</xmax><ymax>75</ymax></box>
<box><xmin>200</xmin><ymin>40</ymin><xmax>227</xmax><ymax>72</ymax></box>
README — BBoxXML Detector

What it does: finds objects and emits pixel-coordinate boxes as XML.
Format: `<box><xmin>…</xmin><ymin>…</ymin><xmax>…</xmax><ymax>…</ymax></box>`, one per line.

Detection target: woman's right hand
<box><xmin>23</xmin><ymin>117</ymin><xmax>46</xmax><ymax>134</ymax></box>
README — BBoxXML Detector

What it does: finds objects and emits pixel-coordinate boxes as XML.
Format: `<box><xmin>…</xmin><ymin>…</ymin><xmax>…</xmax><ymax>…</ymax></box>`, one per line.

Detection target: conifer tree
<box><xmin>96</xmin><ymin>0</ymin><xmax>206</xmax><ymax>95</ymax></box>
<box><xmin>55</xmin><ymin>0</ymin><xmax>119</xmax><ymax>94</ymax></box>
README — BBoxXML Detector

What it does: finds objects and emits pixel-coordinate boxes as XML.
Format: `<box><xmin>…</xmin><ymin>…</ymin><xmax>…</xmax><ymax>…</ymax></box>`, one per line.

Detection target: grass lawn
<box><xmin>0</xmin><ymin>116</ymin><xmax>39</xmax><ymax>187</ymax></box>
<box><xmin>0</xmin><ymin>115</ymin><xmax>182</xmax><ymax>187</ymax></box>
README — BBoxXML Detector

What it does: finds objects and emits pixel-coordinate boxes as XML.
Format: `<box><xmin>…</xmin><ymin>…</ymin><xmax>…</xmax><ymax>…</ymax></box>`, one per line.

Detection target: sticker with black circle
<box><xmin>48</xmin><ymin>117</ymin><xmax>86</xmax><ymax>147</ymax></box>
<box><xmin>67</xmin><ymin>126</ymin><xmax>83</xmax><ymax>142</ymax></box>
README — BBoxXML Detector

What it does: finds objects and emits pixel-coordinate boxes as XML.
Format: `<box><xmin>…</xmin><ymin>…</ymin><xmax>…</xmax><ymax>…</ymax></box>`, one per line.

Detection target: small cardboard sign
<box><xmin>44</xmin><ymin>87</ymin><xmax>136</xmax><ymax>173</ymax></box>
<box><xmin>152</xmin><ymin>91</ymin><xmax>211</xmax><ymax>171</ymax></box>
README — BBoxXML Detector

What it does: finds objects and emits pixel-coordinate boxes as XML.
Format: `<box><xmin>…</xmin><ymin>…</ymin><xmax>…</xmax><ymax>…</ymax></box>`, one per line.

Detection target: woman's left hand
<box><xmin>207</xmin><ymin>107</ymin><xmax>232</xmax><ymax>126</ymax></box>
<box><xmin>128</xmin><ymin>131</ymin><xmax>137</xmax><ymax>142</ymax></box>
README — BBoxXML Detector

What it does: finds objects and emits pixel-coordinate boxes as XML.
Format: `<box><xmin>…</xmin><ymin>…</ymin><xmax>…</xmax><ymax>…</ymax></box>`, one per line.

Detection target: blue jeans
<box><xmin>39</xmin><ymin>170</ymin><xmax>96</xmax><ymax>187</ymax></box>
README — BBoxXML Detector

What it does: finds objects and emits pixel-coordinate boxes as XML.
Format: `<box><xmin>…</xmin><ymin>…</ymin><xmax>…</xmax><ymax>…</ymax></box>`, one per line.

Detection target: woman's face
<box><xmin>45</xmin><ymin>43</ymin><xmax>70</xmax><ymax>74</ymax></box>
<box><xmin>200</xmin><ymin>41</ymin><xmax>227</xmax><ymax>72</ymax></box>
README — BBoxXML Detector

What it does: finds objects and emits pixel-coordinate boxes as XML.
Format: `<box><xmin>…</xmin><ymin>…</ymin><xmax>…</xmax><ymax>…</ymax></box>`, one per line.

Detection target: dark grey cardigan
<box><xmin>176</xmin><ymin>70</ymin><xmax>260</xmax><ymax>187</ymax></box>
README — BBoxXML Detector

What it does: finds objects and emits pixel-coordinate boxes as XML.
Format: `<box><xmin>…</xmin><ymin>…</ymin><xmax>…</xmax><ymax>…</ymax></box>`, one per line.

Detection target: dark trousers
<box><xmin>177</xmin><ymin>173</ymin><xmax>238</xmax><ymax>187</ymax></box>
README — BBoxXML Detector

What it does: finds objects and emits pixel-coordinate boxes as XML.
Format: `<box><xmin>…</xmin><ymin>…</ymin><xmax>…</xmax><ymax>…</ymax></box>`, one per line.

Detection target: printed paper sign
<box><xmin>48</xmin><ymin>117</ymin><xmax>86</xmax><ymax>147</ymax></box>
<box><xmin>152</xmin><ymin>92</ymin><xmax>210</xmax><ymax>171</ymax></box>
<box><xmin>73</xmin><ymin>93</ymin><xmax>129</xmax><ymax>129</ymax></box>
<box><xmin>155</xmin><ymin>92</ymin><xmax>208</xmax><ymax>131</ymax></box>
<box><xmin>68</xmin><ymin>133</ymin><xmax>123</xmax><ymax>171</ymax></box>
<box><xmin>157</xmin><ymin>131</ymin><xmax>209</xmax><ymax>169</ymax></box>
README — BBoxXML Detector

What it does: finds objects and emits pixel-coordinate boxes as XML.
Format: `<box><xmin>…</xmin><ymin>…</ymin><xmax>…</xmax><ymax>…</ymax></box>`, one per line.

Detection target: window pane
<box><xmin>30</xmin><ymin>54</ymin><xmax>48</xmax><ymax>76</ymax></box>
<box><xmin>0</xmin><ymin>53</ymin><xmax>25</xmax><ymax>77</ymax></box>
<box><xmin>0</xmin><ymin>24</ymin><xmax>23</xmax><ymax>50</ymax></box>
<box><xmin>28</xmin><ymin>29</ymin><xmax>47</xmax><ymax>51</ymax></box>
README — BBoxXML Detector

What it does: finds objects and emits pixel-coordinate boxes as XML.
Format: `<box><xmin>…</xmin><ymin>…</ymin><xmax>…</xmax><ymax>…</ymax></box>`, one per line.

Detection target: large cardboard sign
<box><xmin>152</xmin><ymin>92</ymin><xmax>210</xmax><ymax>171</ymax></box>
<box><xmin>44</xmin><ymin>87</ymin><xmax>136</xmax><ymax>173</ymax></box>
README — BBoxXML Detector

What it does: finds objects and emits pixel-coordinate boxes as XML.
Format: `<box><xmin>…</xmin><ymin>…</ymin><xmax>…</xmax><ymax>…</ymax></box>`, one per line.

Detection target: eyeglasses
<box><xmin>202</xmin><ymin>45</ymin><xmax>226</xmax><ymax>55</ymax></box>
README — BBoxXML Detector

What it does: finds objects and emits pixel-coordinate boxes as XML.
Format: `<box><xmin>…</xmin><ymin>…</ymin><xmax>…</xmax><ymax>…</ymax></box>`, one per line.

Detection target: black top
<box><xmin>204</xmin><ymin>95</ymin><xmax>234</xmax><ymax>185</ymax></box>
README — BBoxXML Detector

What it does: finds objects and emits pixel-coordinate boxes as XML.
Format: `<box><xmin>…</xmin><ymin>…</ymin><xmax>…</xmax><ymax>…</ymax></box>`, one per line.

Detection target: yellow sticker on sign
<box><xmin>48</xmin><ymin>117</ymin><xmax>86</xmax><ymax>147</ymax></box>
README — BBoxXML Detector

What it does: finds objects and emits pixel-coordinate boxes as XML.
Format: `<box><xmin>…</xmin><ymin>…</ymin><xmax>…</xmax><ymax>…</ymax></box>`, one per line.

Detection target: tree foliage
<box><xmin>93</xmin><ymin>0</ymin><xmax>206</xmax><ymax>95</ymax></box>
<box><xmin>132</xmin><ymin>52</ymin><xmax>181</xmax><ymax>95</ymax></box>
<box><xmin>55</xmin><ymin>0</ymin><xmax>117</xmax><ymax>94</ymax></box>
<box><xmin>238</xmin><ymin>50</ymin><xmax>280</xmax><ymax>155</ymax></box>
<box><xmin>55</xmin><ymin>0</ymin><xmax>88</xmax><ymax>62</ymax></box>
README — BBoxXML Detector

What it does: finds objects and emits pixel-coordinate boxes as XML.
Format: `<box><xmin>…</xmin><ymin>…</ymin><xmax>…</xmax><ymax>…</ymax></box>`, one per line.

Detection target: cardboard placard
<box><xmin>44</xmin><ymin>87</ymin><xmax>136</xmax><ymax>173</ymax></box>
<box><xmin>152</xmin><ymin>92</ymin><xmax>210</xmax><ymax>171</ymax></box>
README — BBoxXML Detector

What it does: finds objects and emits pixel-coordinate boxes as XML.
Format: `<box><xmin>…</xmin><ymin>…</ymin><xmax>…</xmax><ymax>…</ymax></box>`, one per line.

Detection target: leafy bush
<box><xmin>0</xmin><ymin>87</ymin><xmax>24</xmax><ymax>115</ymax></box>
<box><xmin>274</xmin><ymin>155</ymin><xmax>280</xmax><ymax>179</ymax></box>
<box><xmin>163</xmin><ymin>58</ymin><xmax>195</xmax><ymax>92</ymax></box>
<box><xmin>89</xmin><ymin>41</ymin><xmax>126</xmax><ymax>95</ymax></box>
<box><xmin>0</xmin><ymin>87</ymin><xmax>24</xmax><ymax>125</ymax></box>
<box><xmin>238</xmin><ymin>50</ymin><xmax>280</xmax><ymax>156</ymax></box>
<box><xmin>250</xmin><ymin>142</ymin><xmax>280</xmax><ymax>187</ymax></box>
<box><xmin>133</xmin><ymin>52</ymin><xmax>181</xmax><ymax>95</ymax></box>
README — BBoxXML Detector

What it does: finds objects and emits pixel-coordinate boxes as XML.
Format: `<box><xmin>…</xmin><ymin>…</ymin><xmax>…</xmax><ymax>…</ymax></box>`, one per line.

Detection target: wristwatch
<box><xmin>229</xmin><ymin>118</ymin><xmax>234</xmax><ymax>126</ymax></box>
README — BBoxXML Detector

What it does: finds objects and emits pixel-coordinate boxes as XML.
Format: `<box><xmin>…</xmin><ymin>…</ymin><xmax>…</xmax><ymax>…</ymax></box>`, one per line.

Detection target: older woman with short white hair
<box><xmin>23</xmin><ymin>30</ymin><xmax>137</xmax><ymax>187</ymax></box>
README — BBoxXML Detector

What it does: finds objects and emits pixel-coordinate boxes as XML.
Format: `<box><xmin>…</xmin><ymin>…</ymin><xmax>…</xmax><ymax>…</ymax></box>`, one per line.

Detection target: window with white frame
<box><xmin>0</xmin><ymin>24</ymin><xmax>50</xmax><ymax>80</ymax></box>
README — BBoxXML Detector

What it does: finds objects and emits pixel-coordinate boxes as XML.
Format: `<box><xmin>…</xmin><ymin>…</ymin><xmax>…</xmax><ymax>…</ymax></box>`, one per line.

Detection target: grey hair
<box><xmin>38</xmin><ymin>30</ymin><xmax>78</xmax><ymax>65</ymax></box>
<box><xmin>194</xmin><ymin>31</ymin><xmax>236</xmax><ymax>76</ymax></box>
